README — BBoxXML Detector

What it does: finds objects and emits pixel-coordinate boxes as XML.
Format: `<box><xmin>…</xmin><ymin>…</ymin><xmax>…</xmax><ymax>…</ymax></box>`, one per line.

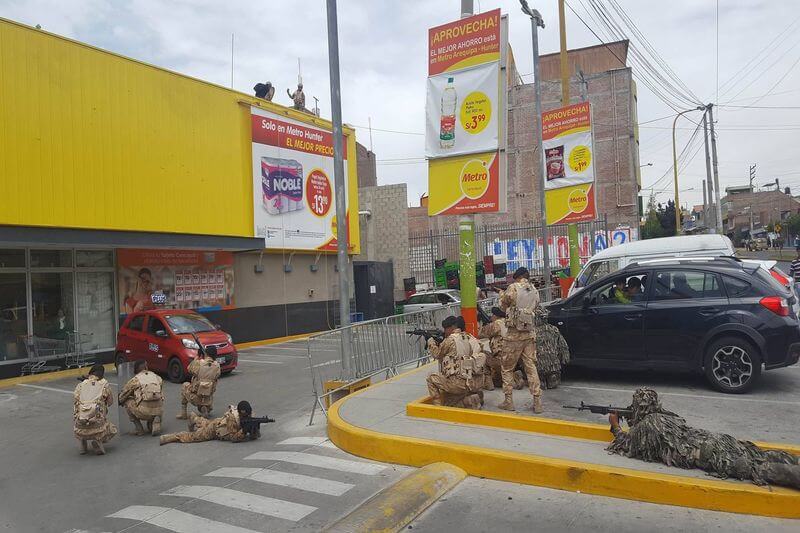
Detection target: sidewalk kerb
<box><xmin>0</xmin><ymin>363</ymin><xmax>115</xmax><ymax>390</ymax></box>
<box><xmin>322</xmin><ymin>462</ymin><xmax>466</xmax><ymax>533</ymax></box>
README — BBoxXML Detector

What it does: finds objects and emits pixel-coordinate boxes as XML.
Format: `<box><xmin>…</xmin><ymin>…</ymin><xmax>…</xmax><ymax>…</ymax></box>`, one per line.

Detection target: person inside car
<box><xmin>625</xmin><ymin>277</ymin><xmax>644</xmax><ymax>301</ymax></box>
<box><xmin>611</xmin><ymin>279</ymin><xmax>630</xmax><ymax>304</ymax></box>
<box><xmin>671</xmin><ymin>273</ymin><xmax>698</xmax><ymax>299</ymax></box>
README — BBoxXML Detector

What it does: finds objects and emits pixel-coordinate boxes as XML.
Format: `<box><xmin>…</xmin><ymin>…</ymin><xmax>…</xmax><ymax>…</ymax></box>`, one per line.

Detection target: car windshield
<box><xmin>165</xmin><ymin>313</ymin><xmax>216</xmax><ymax>334</ymax></box>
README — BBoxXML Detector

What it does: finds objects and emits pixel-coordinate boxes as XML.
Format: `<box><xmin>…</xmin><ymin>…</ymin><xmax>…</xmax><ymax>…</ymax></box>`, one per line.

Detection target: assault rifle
<box><xmin>239</xmin><ymin>415</ymin><xmax>275</xmax><ymax>440</ymax></box>
<box><xmin>477</xmin><ymin>305</ymin><xmax>492</xmax><ymax>325</ymax></box>
<box><xmin>406</xmin><ymin>328</ymin><xmax>444</xmax><ymax>345</ymax></box>
<box><xmin>562</xmin><ymin>401</ymin><xmax>633</xmax><ymax>421</ymax></box>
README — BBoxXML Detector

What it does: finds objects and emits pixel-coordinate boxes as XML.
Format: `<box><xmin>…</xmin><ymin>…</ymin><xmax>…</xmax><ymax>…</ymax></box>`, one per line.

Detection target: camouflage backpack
<box><xmin>75</xmin><ymin>379</ymin><xmax>105</xmax><ymax>428</ymax></box>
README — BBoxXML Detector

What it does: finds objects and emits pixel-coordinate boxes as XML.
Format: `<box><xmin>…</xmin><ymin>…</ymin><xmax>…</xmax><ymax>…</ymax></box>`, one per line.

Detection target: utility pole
<box><xmin>702</xmin><ymin>112</ymin><xmax>715</xmax><ymax>232</ymax></box>
<box><xmin>325</xmin><ymin>0</ymin><xmax>351</xmax><ymax>374</ymax></box>
<box><xmin>749</xmin><ymin>163</ymin><xmax>757</xmax><ymax>192</ymax></box>
<box><xmin>707</xmin><ymin>104</ymin><xmax>723</xmax><ymax>235</ymax></box>
<box><xmin>521</xmin><ymin>1</ymin><xmax>551</xmax><ymax>296</ymax></box>
<box><xmin>672</xmin><ymin>107</ymin><xmax>703</xmax><ymax>235</ymax></box>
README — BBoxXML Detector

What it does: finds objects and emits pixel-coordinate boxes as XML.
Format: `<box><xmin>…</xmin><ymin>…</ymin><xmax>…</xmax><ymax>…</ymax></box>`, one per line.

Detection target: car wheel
<box><xmin>114</xmin><ymin>352</ymin><xmax>126</xmax><ymax>370</ymax></box>
<box><xmin>704</xmin><ymin>337</ymin><xmax>761</xmax><ymax>394</ymax></box>
<box><xmin>222</xmin><ymin>369</ymin><xmax>233</xmax><ymax>376</ymax></box>
<box><xmin>167</xmin><ymin>357</ymin><xmax>186</xmax><ymax>383</ymax></box>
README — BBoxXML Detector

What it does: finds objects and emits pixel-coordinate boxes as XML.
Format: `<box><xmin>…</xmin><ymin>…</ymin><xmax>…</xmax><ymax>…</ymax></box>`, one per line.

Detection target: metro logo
<box><xmin>462</xmin><ymin>171</ymin><xmax>487</xmax><ymax>182</ymax></box>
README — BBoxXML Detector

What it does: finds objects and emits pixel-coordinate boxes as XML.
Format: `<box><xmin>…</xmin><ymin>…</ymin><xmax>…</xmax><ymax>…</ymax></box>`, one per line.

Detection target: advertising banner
<box><xmin>251</xmin><ymin>106</ymin><xmax>357</xmax><ymax>252</ymax></box>
<box><xmin>118</xmin><ymin>249</ymin><xmax>234</xmax><ymax>314</ymax></box>
<box><xmin>426</xmin><ymin>9</ymin><xmax>506</xmax><ymax>216</ymax></box>
<box><xmin>542</xmin><ymin>102</ymin><xmax>595</xmax><ymax>189</ymax></box>
<box><xmin>428</xmin><ymin>151</ymin><xmax>500</xmax><ymax>215</ymax></box>
<box><xmin>545</xmin><ymin>183</ymin><xmax>597</xmax><ymax>225</ymax></box>
<box><xmin>426</xmin><ymin>62</ymin><xmax>499</xmax><ymax>158</ymax></box>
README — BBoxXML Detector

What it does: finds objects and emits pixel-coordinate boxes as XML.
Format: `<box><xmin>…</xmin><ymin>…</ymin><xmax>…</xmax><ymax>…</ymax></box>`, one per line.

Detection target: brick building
<box><xmin>356</xmin><ymin>141</ymin><xmax>377</xmax><ymax>188</ymax></box>
<box><xmin>409</xmin><ymin>40</ymin><xmax>641</xmax><ymax>236</ymax></box>
<box><xmin>721</xmin><ymin>188</ymin><xmax>800</xmax><ymax>241</ymax></box>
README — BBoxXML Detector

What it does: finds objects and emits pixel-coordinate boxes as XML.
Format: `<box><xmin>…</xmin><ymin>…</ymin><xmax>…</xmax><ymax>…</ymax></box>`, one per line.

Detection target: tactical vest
<box><xmin>135</xmin><ymin>371</ymin><xmax>163</xmax><ymax>406</ymax></box>
<box><xmin>194</xmin><ymin>361</ymin><xmax>219</xmax><ymax>397</ymax></box>
<box><xmin>442</xmin><ymin>333</ymin><xmax>484</xmax><ymax>379</ymax></box>
<box><xmin>507</xmin><ymin>281</ymin><xmax>539</xmax><ymax>332</ymax></box>
<box><xmin>488</xmin><ymin>319</ymin><xmax>508</xmax><ymax>354</ymax></box>
<box><xmin>75</xmin><ymin>378</ymin><xmax>106</xmax><ymax>428</ymax></box>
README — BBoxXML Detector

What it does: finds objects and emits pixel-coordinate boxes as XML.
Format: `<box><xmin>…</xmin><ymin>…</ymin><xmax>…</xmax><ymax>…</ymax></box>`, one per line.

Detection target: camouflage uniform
<box><xmin>478</xmin><ymin>319</ymin><xmax>505</xmax><ymax>390</ymax></box>
<box><xmin>499</xmin><ymin>279</ymin><xmax>542</xmax><ymax>412</ymax></box>
<box><xmin>178</xmin><ymin>357</ymin><xmax>221</xmax><ymax>418</ymax></box>
<box><xmin>608</xmin><ymin>388</ymin><xmax>800</xmax><ymax>489</ymax></box>
<box><xmin>426</xmin><ymin>329</ymin><xmax>483</xmax><ymax>409</ymax></box>
<box><xmin>532</xmin><ymin>307</ymin><xmax>570</xmax><ymax>389</ymax></box>
<box><xmin>73</xmin><ymin>376</ymin><xmax>117</xmax><ymax>448</ymax></box>
<box><xmin>119</xmin><ymin>370</ymin><xmax>164</xmax><ymax>435</ymax></box>
<box><xmin>160</xmin><ymin>406</ymin><xmax>248</xmax><ymax>444</ymax></box>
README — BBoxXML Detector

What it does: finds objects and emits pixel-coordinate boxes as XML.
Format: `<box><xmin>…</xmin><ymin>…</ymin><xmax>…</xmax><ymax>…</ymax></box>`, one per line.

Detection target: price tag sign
<box><xmin>460</xmin><ymin>91</ymin><xmax>491</xmax><ymax>135</ymax></box>
<box><xmin>305</xmin><ymin>169</ymin><xmax>332</xmax><ymax>217</ymax></box>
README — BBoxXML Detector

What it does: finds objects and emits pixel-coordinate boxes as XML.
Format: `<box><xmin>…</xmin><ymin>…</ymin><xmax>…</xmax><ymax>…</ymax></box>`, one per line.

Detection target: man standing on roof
<box><xmin>498</xmin><ymin>267</ymin><xmax>543</xmax><ymax>413</ymax></box>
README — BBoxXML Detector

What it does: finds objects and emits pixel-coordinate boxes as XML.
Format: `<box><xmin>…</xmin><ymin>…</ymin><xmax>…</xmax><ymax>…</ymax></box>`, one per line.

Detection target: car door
<box><xmin>144</xmin><ymin>315</ymin><xmax>170</xmax><ymax>371</ymax></box>
<box><xmin>644</xmin><ymin>268</ymin><xmax>728</xmax><ymax>367</ymax></box>
<box><xmin>561</xmin><ymin>271</ymin><xmax>648</xmax><ymax>363</ymax></box>
<box><xmin>118</xmin><ymin>313</ymin><xmax>147</xmax><ymax>360</ymax></box>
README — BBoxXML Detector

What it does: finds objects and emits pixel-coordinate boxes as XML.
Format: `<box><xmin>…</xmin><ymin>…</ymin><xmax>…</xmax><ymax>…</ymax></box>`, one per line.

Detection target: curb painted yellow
<box><xmin>235</xmin><ymin>331</ymin><xmax>323</xmax><ymax>349</ymax></box>
<box><xmin>0</xmin><ymin>364</ymin><xmax>115</xmax><ymax>390</ymax></box>
<box><xmin>406</xmin><ymin>395</ymin><xmax>800</xmax><ymax>456</ymax></box>
<box><xmin>328</xmin><ymin>373</ymin><xmax>800</xmax><ymax>518</ymax></box>
<box><xmin>323</xmin><ymin>462</ymin><xmax>466</xmax><ymax>533</ymax></box>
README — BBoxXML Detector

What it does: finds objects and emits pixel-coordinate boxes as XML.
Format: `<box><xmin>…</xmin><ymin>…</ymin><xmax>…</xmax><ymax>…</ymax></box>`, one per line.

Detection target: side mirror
<box><xmin>156</xmin><ymin>330</ymin><xmax>168</xmax><ymax>338</ymax></box>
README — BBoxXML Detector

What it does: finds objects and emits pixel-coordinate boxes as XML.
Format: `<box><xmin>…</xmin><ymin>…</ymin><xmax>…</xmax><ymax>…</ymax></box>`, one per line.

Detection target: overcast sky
<box><xmin>4</xmin><ymin>0</ymin><xmax>799</xmax><ymax>211</ymax></box>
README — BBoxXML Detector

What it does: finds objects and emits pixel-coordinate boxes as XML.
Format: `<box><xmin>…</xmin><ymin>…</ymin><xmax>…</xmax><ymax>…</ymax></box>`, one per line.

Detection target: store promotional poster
<box><xmin>251</xmin><ymin>106</ymin><xmax>359</xmax><ymax>252</ymax></box>
<box><xmin>426</xmin><ymin>9</ymin><xmax>508</xmax><ymax>216</ymax></box>
<box><xmin>118</xmin><ymin>249</ymin><xmax>234</xmax><ymax>315</ymax></box>
<box><xmin>541</xmin><ymin>102</ymin><xmax>597</xmax><ymax>225</ymax></box>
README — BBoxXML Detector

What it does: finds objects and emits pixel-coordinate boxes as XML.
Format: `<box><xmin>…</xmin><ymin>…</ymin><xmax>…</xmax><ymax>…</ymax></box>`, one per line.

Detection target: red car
<box><xmin>115</xmin><ymin>309</ymin><xmax>238</xmax><ymax>382</ymax></box>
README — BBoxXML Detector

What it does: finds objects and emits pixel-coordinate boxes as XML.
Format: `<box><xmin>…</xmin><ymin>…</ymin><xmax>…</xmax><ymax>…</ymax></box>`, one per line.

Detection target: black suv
<box><xmin>547</xmin><ymin>257</ymin><xmax>800</xmax><ymax>393</ymax></box>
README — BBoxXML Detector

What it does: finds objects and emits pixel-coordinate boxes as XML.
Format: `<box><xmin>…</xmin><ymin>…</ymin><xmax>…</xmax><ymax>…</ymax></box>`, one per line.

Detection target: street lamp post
<box><xmin>672</xmin><ymin>107</ymin><xmax>704</xmax><ymax>234</ymax></box>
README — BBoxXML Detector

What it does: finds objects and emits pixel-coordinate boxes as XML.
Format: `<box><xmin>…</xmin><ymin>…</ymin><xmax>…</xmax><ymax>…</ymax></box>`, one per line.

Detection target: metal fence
<box><xmin>307</xmin><ymin>302</ymin><xmax>460</xmax><ymax>424</ymax></box>
<box><xmin>409</xmin><ymin>217</ymin><xmax>610</xmax><ymax>287</ymax></box>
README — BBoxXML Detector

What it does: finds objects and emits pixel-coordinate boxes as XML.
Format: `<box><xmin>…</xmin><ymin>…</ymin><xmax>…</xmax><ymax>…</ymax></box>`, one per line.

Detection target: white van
<box><xmin>569</xmin><ymin>234</ymin><xmax>735</xmax><ymax>296</ymax></box>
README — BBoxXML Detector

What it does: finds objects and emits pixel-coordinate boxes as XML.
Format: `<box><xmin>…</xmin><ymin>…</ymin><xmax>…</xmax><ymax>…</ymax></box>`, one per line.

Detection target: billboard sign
<box><xmin>251</xmin><ymin>106</ymin><xmax>358</xmax><ymax>252</ymax></box>
<box><xmin>426</xmin><ymin>9</ymin><xmax>507</xmax><ymax>216</ymax></box>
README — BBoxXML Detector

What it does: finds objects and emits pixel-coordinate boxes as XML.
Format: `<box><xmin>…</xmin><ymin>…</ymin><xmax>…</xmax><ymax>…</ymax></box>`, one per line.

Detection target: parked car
<box><xmin>569</xmin><ymin>234</ymin><xmax>735</xmax><ymax>296</ymax></box>
<box><xmin>402</xmin><ymin>290</ymin><xmax>461</xmax><ymax>313</ymax></box>
<box><xmin>547</xmin><ymin>256</ymin><xmax>800</xmax><ymax>393</ymax></box>
<box><xmin>115</xmin><ymin>309</ymin><xmax>238</xmax><ymax>382</ymax></box>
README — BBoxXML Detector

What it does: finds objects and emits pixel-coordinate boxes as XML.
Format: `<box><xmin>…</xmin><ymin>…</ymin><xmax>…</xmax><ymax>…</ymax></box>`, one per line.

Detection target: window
<box><xmin>577</xmin><ymin>260</ymin><xmax>620</xmax><ymax>288</ymax></box>
<box><xmin>651</xmin><ymin>270</ymin><xmax>722</xmax><ymax>300</ymax></box>
<box><xmin>30</xmin><ymin>249</ymin><xmax>73</xmax><ymax>268</ymax></box>
<box><xmin>585</xmin><ymin>273</ymin><xmax>648</xmax><ymax>306</ymax></box>
<box><xmin>31</xmin><ymin>272</ymin><xmax>74</xmax><ymax>354</ymax></box>
<box><xmin>722</xmin><ymin>275</ymin><xmax>752</xmax><ymax>298</ymax></box>
<box><xmin>436</xmin><ymin>293</ymin><xmax>452</xmax><ymax>304</ymax></box>
<box><xmin>165</xmin><ymin>314</ymin><xmax>216</xmax><ymax>334</ymax></box>
<box><xmin>407</xmin><ymin>295</ymin><xmax>424</xmax><ymax>305</ymax></box>
<box><xmin>76</xmin><ymin>272</ymin><xmax>115</xmax><ymax>350</ymax></box>
<box><xmin>76</xmin><ymin>250</ymin><xmax>113</xmax><ymax>268</ymax></box>
<box><xmin>0</xmin><ymin>273</ymin><xmax>28</xmax><ymax>361</ymax></box>
<box><xmin>147</xmin><ymin>317</ymin><xmax>167</xmax><ymax>336</ymax></box>
<box><xmin>127</xmin><ymin>315</ymin><xmax>145</xmax><ymax>332</ymax></box>
<box><xmin>0</xmin><ymin>249</ymin><xmax>26</xmax><ymax>268</ymax></box>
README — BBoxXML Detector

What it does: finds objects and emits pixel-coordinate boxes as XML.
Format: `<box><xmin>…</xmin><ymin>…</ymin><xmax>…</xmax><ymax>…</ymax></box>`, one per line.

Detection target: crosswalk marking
<box><xmin>160</xmin><ymin>485</ymin><xmax>317</xmax><ymax>521</ymax></box>
<box><xmin>205</xmin><ymin>466</ymin><xmax>354</xmax><ymax>496</ymax></box>
<box><xmin>244</xmin><ymin>451</ymin><xmax>385</xmax><ymax>475</ymax></box>
<box><xmin>108</xmin><ymin>505</ymin><xmax>258</xmax><ymax>533</ymax></box>
<box><xmin>277</xmin><ymin>436</ymin><xmax>329</xmax><ymax>446</ymax></box>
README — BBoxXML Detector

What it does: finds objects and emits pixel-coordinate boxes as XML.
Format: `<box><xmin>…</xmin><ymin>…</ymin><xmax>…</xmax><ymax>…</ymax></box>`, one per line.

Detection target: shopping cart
<box><xmin>64</xmin><ymin>331</ymin><xmax>95</xmax><ymax>369</ymax></box>
<box><xmin>19</xmin><ymin>335</ymin><xmax>62</xmax><ymax>375</ymax></box>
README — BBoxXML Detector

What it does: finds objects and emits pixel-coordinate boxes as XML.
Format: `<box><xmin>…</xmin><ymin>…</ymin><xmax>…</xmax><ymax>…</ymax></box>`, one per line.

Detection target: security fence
<box><xmin>409</xmin><ymin>217</ymin><xmax>611</xmax><ymax>288</ymax></box>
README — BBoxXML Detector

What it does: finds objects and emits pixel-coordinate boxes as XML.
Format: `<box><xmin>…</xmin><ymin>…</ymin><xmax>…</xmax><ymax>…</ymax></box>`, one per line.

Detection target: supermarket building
<box><xmin>0</xmin><ymin>19</ymin><xmax>361</xmax><ymax>377</ymax></box>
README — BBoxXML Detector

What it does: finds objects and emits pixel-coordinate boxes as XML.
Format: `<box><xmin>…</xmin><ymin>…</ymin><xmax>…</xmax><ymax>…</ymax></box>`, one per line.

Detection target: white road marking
<box><xmin>239</xmin><ymin>352</ymin><xmax>308</xmax><ymax>358</ymax></box>
<box><xmin>560</xmin><ymin>385</ymin><xmax>800</xmax><ymax>406</ymax></box>
<box><xmin>277</xmin><ymin>436</ymin><xmax>329</xmax><ymax>446</ymax></box>
<box><xmin>244</xmin><ymin>451</ymin><xmax>385</xmax><ymax>475</ymax></box>
<box><xmin>108</xmin><ymin>505</ymin><xmax>257</xmax><ymax>533</ymax></box>
<box><xmin>305</xmin><ymin>359</ymin><xmax>341</xmax><ymax>369</ymax></box>
<box><xmin>0</xmin><ymin>392</ymin><xmax>17</xmax><ymax>402</ymax></box>
<box><xmin>18</xmin><ymin>384</ymin><xmax>72</xmax><ymax>394</ymax></box>
<box><xmin>160</xmin><ymin>485</ymin><xmax>316</xmax><ymax>521</ymax></box>
<box><xmin>205</xmin><ymin>466</ymin><xmax>354</xmax><ymax>496</ymax></box>
<box><xmin>236</xmin><ymin>359</ymin><xmax>284</xmax><ymax>364</ymax></box>
<box><xmin>320</xmin><ymin>441</ymin><xmax>338</xmax><ymax>449</ymax></box>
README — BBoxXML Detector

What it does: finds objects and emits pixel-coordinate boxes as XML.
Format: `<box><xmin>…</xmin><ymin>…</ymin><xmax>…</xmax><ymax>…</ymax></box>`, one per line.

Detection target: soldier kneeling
<box><xmin>426</xmin><ymin>315</ymin><xmax>484</xmax><ymax>409</ymax></box>
<box><xmin>73</xmin><ymin>364</ymin><xmax>117</xmax><ymax>455</ymax></box>
<box><xmin>177</xmin><ymin>345</ymin><xmax>221</xmax><ymax>419</ymax></box>
<box><xmin>119</xmin><ymin>360</ymin><xmax>164</xmax><ymax>436</ymax></box>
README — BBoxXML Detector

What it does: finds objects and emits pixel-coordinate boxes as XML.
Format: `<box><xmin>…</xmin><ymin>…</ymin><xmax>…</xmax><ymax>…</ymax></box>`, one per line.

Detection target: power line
<box><xmin>641</xmin><ymin>121</ymin><xmax>703</xmax><ymax>192</ymax></box>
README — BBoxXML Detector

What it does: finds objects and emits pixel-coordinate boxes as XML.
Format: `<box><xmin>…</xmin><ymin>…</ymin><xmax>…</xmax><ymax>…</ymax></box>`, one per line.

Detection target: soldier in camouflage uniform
<box><xmin>177</xmin><ymin>347</ymin><xmax>221</xmax><ymax>419</ymax></box>
<box><xmin>478</xmin><ymin>307</ymin><xmax>525</xmax><ymax>391</ymax></box>
<box><xmin>532</xmin><ymin>307</ymin><xmax>570</xmax><ymax>389</ymax></box>
<box><xmin>608</xmin><ymin>388</ymin><xmax>800</xmax><ymax>489</ymax></box>
<box><xmin>160</xmin><ymin>401</ymin><xmax>253</xmax><ymax>445</ymax></box>
<box><xmin>427</xmin><ymin>316</ymin><xmax>484</xmax><ymax>409</ymax></box>
<box><xmin>118</xmin><ymin>360</ymin><xmax>164</xmax><ymax>436</ymax></box>
<box><xmin>73</xmin><ymin>364</ymin><xmax>117</xmax><ymax>455</ymax></box>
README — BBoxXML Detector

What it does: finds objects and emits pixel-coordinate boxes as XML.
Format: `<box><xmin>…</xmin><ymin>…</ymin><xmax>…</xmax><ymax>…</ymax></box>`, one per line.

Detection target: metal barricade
<box><xmin>307</xmin><ymin>302</ymin><xmax>460</xmax><ymax>424</ymax></box>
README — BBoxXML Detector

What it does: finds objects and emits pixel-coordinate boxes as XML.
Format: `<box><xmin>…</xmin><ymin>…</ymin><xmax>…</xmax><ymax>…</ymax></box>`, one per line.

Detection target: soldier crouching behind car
<box><xmin>118</xmin><ymin>360</ymin><xmax>165</xmax><ymax>436</ymax></box>
<box><xmin>426</xmin><ymin>315</ymin><xmax>484</xmax><ymax>409</ymax></box>
<box><xmin>160</xmin><ymin>400</ymin><xmax>255</xmax><ymax>445</ymax></box>
<box><xmin>177</xmin><ymin>345</ymin><xmax>221</xmax><ymax>419</ymax></box>
<box><xmin>608</xmin><ymin>388</ymin><xmax>800</xmax><ymax>489</ymax></box>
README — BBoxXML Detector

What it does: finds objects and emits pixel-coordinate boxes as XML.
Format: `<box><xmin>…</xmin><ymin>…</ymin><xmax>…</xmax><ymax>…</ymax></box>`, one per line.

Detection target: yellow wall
<box><xmin>0</xmin><ymin>18</ymin><xmax>359</xmax><ymax>251</ymax></box>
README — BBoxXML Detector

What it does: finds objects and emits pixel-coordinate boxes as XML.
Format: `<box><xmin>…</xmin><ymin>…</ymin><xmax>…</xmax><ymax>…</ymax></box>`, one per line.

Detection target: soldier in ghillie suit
<box><xmin>532</xmin><ymin>307</ymin><xmax>570</xmax><ymax>389</ymax></box>
<box><xmin>607</xmin><ymin>388</ymin><xmax>800</xmax><ymax>489</ymax></box>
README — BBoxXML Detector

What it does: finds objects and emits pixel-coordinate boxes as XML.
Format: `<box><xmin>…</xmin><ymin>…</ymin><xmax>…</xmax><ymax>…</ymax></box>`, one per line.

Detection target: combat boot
<box><xmin>176</xmin><ymin>403</ymin><xmax>188</xmax><ymax>420</ymax></box>
<box><xmin>79</xmin><ymin>439</ymin><xmax>89</xmax><ymax>455</ymax></box>
<box><xmin>199</xmin><ymin>405</ymin><xmax>210</xmax><ymax>417</ymax></box>
<box><xmin>532</xmin><ymin>395</ymin><xmax>543</xmax><ymax>414</ymax></box>
<box><xmin>151</xmin><ymin>416</ymin><xmax>162</xmax><ymax>436</ymax></box>
<box><xmin>91</xmin><ymin>440</ymin><xmax>105</xmax><ymax>455</ymax></box>
<box><xmin>463</xmin><ymin>394</ymin><xmax>481</xmax><ymax>410</ymax></box>
<box><xmin>498</xmin><ymin>395</ymin><xmax>514</xmax><ymax>411</ymax></box>
<box><xmin>131</xmin><ymin>418</ymin><xmax>146</xmax><ymax>436</ymax></box>
<box><xmin>159</xmin><ymin>434</ymin><xmax>180</xmax><ymax>446</ymax></box>
<box><xmin>477</xmin><ymin>390</ymin><xmax>485</xmax><ymax>407</ymax></box>
<box><xmin>513</xmin><ymin>370</ymin><xmax>525</xmax><ymax>390</ymax></box>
